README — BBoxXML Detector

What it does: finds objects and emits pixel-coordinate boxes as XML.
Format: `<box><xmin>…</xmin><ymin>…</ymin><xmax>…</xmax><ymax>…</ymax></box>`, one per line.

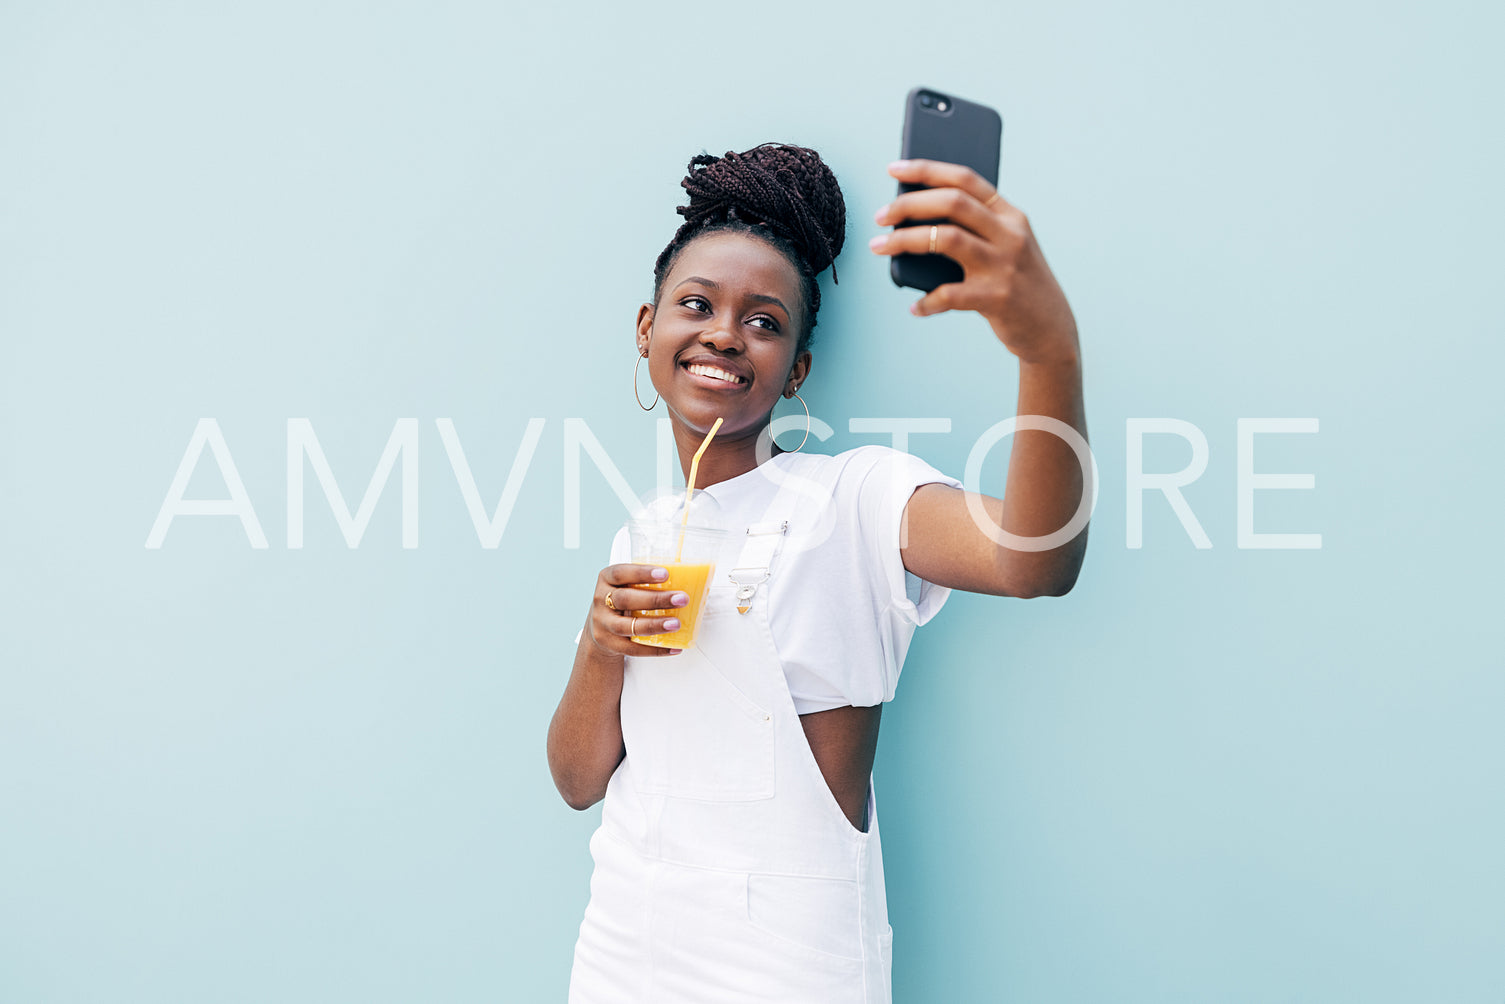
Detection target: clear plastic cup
<box><xmin>626</xmin><ymin>491</ymin><xmax>725</xmax><ymax>650</ymax></box>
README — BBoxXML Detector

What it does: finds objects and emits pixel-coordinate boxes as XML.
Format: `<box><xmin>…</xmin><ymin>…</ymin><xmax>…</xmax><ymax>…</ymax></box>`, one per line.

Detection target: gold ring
<box><xmin>630</xmin><ymin>616</ymin><xmax>639</xmax><ymax>637</ymax></box>
<box><xmin>928</xmin><ymin>225</ymin><xmax>938</xmax><ymax>254</ymax></box>
<box><xmin>604</xmin><ymin>590</ymin><xmax>616</xmax><ymax>610</ymax></box>
<box><xmin>984</xmin><ymin>191</ymin><xmax>1002</xmax><ymax>209</ymax></box>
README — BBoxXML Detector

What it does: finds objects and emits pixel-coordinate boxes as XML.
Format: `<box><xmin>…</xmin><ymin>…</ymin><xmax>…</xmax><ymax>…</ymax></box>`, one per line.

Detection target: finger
<box><xmin>909</xmin><ymin>281</ymin><xmax>991</xmax><ymax>318</ymax></box>
<box><xmin>607</xmin><ymin>611</ymin><xmax>684</xmax><ymax>640</ymax></box>
<box><xmin>591</xmin><ymin>619</ymin><xmax>682</xmax><ymax>657</ymax></box>
<box><xmin>868</xmin><ymin>223</ymin><xmax>990</xmax><ymax>271</ymax></box>
<box><xmin>875</xmin><ymin>187</ymin><xmax>1003</xmax><ymax>240</ymax></box>
<box><xmin>978</xmin><ymin>186</ymin><xmax>1018</xmax><ymax>215</ymax></box>
<box><xmin>624</xmin><ymin>641</ymin><xmax>683</xmax><ymax>657</ymax></box>
<box><xmin>888</xmin><ymin>159</ymin><xmax>997</xmax><ymax>204</ymax></box>
<box><xmin>601</xmin><ymin>585</ymin><xmax>691</xmax><ymax>613</ymax></box>
<box><xmin>602</xmin><ymin>563</ymin><xmax>670</xmax><ymax>588</ymax></box>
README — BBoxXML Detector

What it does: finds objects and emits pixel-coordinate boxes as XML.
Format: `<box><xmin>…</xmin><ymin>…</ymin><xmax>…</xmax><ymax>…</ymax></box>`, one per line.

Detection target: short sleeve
<box><xmin>853</xmin><ymin>447</ymin><xmax>964</xmax><ymax>626</ymax></box>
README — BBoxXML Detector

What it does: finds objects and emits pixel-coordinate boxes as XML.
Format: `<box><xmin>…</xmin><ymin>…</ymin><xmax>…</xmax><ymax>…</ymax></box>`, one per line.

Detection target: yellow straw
<box><xmin>676</xmin><ymin>417</ymin><xmax>723</xmax><ymax>561</ymax></box>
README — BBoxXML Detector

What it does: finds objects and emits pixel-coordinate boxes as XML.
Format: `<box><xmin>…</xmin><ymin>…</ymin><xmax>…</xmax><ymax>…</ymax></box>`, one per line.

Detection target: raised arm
<box><xmin>869</xmin><ymin>159</ymin><xmax>1089</xmax><ymax>598</ymax></box>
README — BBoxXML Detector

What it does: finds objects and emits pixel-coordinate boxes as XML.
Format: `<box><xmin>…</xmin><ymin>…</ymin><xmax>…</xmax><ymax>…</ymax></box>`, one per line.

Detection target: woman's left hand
<box><xmin>870</xmin><ymin>159</ymin><xmax>1080</xmax><ymax>366</ymax></box>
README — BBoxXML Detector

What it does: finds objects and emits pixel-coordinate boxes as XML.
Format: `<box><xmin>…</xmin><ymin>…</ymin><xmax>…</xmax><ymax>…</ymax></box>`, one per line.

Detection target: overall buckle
<box><xmin>726</xmin><ymin>568</ymin><xmax>769</xmax><ymax>615</ymax></box>
<box><xmin>728</xmin><ymin>520</ymin><xmax>787</xmax><ymax>614</ymax></box>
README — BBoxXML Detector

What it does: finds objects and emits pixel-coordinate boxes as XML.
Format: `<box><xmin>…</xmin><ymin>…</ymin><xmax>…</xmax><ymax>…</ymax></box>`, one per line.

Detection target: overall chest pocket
<box><xmin>620</xmin><ymin>581</ymin><xmax>776</xmax><ymax>801</ymax></box>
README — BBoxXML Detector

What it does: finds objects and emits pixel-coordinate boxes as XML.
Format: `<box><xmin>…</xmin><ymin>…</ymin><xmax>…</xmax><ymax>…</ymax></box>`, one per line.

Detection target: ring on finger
<box><xmin>928</xmin><ymin>225</ymin><xmax>938</xmax><ymax>254</ymax></box>
<box><xmin>630</xmin><ymin>616</ymin><xmax>639</xmax><ymax>636</ymax></box>
<box><xmin>984</xmin><ymin>191</ymin><xmax>1002</xmax><ymax>209</ymax></box>
<box><xmin>604</xmin><ymin>590</ymin><xmax>616</xmax><ymax>610</ymax></box>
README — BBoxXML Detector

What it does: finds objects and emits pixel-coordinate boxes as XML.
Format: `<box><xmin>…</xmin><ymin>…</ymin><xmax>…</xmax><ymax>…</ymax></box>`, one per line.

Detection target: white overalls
<box><xmin>569</xmin><ymin>471</ymin><xmax>894</xmax><ymax>1003</ymax></box>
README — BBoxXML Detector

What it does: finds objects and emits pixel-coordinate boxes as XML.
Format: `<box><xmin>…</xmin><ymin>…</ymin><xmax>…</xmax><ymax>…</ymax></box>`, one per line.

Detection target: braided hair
<box><xmin>652</xmin><ymin>143</ymin><xmax>847</xmax><ymax>355</ymax></box>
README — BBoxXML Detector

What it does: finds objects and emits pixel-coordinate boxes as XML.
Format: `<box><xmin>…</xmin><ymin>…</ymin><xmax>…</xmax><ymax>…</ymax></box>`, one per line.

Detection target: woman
<box><xmin>548</xmin><ymin>143</ymin><xmax>1088</xmax><ymax>1002</ymax></box>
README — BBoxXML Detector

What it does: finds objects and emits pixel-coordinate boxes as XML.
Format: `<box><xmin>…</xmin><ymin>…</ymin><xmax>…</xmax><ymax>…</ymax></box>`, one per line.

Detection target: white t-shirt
<box><xmin>606</xmin><ymin>446</ymin><xmax>964</xmax><ymax>713</ymax></box>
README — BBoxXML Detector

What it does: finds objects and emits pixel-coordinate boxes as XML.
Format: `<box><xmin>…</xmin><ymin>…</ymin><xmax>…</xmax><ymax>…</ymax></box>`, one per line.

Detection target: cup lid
<box><xmin>630</xmin><ymin>487</ymin><xmax>725</xmax><ymax>531</ymax></box>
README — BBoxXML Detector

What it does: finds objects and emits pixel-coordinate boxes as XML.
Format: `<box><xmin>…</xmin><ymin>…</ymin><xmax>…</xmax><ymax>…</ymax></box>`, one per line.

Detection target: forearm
<box><xmin>547</xmin><ymin>616</ymin><xmax>629</xmax><ymax>809</ymax></box>
<box><xmin>997</xmin><ymin>350</ymin><xmax>1089</xmax><ymax>595</ymax></box>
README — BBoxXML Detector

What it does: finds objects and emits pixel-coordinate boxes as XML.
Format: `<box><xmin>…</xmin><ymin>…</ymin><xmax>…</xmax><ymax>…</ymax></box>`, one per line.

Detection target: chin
<box><xmin>670</xmin><ymin>403</ymin><xmax>759</xmax><ymax>437</ymax></box>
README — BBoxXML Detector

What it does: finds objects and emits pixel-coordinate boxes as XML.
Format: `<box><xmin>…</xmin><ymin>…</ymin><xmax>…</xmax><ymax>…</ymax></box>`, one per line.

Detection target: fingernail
<box><xmin>889</xmin><ymin>160</ymin><xmax>911</xmax><ymax>171</ymax></box>
<box><xmin>873</xmin><ymin>205</ymin><xmax>890</xmax><ymax>223</ymax></box>
<box><xmin>910</xmin><ymin>302</ymin><xmax>922</xmax><ymax>316</ymax></box>
<box><xmin>668</xmin><ymin>649</ymin><xmax>683</xmax><ymax>655</ymax></box>
<box><xmin>672</xmin><ymin>592</ymin><xmax>689</xmax><ymax>607</ymax></box>
<box><xmin>662</xmin><ymin>618</ymin><xmax>681</xmax><ymax>632</ymax></box>
<box><xmin>868</xmin><ymin>234</ymin><xmax>887</xmax><ymax>251</ymax></box>
<box><xmin>651</xmin><ymin>567</ymin><xmax>668</xmax><ymax>580</ymax></box>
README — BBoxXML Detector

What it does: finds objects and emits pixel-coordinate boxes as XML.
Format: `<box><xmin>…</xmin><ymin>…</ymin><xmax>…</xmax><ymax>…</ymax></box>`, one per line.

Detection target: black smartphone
<box><xmin>890</xmin><ymin>86</ymin><xmax>1004</xmax><ymax>292</ymax></box>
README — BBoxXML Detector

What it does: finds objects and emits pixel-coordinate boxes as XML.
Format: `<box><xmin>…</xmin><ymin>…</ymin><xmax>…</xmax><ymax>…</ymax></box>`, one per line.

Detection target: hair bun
<box><xmin>677</xmin><ymin>143</ymin><xmax>847</xmax><ymax>283</ymax></box>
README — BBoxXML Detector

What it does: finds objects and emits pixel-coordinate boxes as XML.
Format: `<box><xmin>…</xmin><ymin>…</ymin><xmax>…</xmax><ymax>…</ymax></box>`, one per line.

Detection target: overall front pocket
<box><xmin>744</xmin><ymin>871</ymin><xmax>866</xmax><ymax>965</ymax></box>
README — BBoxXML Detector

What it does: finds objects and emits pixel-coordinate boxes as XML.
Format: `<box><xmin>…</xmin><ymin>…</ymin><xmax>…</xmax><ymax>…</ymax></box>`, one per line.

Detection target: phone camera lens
<box><xmin>920</xmin><ymin>94</ymin><xmax>934</xmax><ymax>107</ymax></box>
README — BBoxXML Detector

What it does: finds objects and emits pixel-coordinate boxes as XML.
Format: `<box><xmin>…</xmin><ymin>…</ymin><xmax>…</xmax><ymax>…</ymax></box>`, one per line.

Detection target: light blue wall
<box><xmin>3</xmin><ymin>1</ymin><xmax>1500</xmax><ymax>1001</ymax></box>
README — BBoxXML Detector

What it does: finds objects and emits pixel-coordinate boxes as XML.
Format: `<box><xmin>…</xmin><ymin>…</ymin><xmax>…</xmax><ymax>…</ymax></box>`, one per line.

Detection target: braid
<box><xmin>652</xmin><ymin>143</ymin><xmax>847</xmax><ymax>353</ymax></box>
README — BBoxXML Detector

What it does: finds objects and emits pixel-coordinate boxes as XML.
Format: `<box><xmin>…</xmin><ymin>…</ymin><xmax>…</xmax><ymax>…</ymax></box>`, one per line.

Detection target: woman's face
<box><xmin>637</xmin><ymin>231</ymin><xmax>811</xmax><ymax>443</ymax></box>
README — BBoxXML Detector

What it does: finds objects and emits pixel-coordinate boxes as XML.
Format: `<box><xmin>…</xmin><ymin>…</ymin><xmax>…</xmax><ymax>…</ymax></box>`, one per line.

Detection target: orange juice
<box><xmin>631</xmin><ymin>561</ymin><xmax>715</xmax><ymax>649</ymax></box>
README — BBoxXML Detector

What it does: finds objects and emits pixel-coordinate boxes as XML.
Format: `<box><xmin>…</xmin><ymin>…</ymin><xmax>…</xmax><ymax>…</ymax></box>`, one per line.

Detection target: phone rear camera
<box><xmin>920</xmin><ymin>94</ymin><xmax>934</xmax><ymax>107</ymax></box>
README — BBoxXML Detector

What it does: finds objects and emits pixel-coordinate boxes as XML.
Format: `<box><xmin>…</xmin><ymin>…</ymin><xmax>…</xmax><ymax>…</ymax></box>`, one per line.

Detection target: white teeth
<box><xmin>687</xmin><ymin>363</ymin><xmax>745</xmax><ymax>385</ymax></box>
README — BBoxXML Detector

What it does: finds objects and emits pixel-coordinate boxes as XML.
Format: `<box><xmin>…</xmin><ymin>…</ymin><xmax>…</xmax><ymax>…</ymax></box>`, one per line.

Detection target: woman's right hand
<box><xmin>588</xmin><ymin>564</ymin><xmax>690</xmax><ymax>657</ymax></box>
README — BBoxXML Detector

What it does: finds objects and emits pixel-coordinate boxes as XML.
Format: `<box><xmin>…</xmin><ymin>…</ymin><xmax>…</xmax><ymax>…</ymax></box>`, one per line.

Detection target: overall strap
<box><xmin>727</xmin><ymin>522</ymin><xmax>786</xmax><ymax>614</ymax></box>
<box><xmin>725</xmin><ymin>455</ymin><xmax>817</xmax><ymax>615</ymax></box>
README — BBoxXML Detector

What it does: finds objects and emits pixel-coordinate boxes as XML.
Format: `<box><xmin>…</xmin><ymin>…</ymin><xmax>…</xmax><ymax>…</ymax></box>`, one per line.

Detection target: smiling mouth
<box><xmin>682</xmin><ymin>362</ymin><xmax>749</xmax><ymax>387</ymax></box>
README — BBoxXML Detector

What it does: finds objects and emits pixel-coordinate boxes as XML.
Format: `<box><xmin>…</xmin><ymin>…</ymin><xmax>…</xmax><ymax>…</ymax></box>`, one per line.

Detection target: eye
<box><xmin>677</xmin><ymin>293</ymin><xmax>781</xmax><ymax>332</ymax></box>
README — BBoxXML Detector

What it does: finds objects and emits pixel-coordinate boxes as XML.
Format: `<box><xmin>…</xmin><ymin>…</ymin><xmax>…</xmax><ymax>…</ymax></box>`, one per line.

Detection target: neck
<box><xmin>672</xmin><ymin>421</ymin><xmax>783</xmax><ymax>488</ymax></box>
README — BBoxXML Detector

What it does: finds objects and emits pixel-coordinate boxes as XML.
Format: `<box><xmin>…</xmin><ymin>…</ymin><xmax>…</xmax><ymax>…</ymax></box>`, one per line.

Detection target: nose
<box><xmin>699</xmin><ymin>313</ymin><xmax>744</xmax><ymax>354</ymax></box>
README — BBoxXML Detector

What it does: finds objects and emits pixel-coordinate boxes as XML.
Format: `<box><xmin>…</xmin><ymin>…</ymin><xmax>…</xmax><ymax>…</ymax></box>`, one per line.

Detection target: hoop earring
<box><xmin>634</xmin><ymin>352</ymin><xmax>659</xmax><ymax>411</ymax></box>
<box><xmin>781</xmin><ymin>390</ymin><xmax>810</xmax><ymax>453</ymax></box>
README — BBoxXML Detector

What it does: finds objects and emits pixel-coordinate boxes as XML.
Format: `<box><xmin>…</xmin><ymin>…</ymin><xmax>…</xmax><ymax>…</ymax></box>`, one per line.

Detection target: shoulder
<box><xmin>797</xmin><ymin>446</ymin><xmax>959</xmax><ymax>494</ymax></box>
<box><xmin>758</xmin><ymin>448</ymin><xmax>892</xmax><ymax>512</ymax></box>
<box><xmin>781</xmin><ymin>445</ymin><xmax>920</xmax><ymax>483</ymax></box>
<box><xmin>771</xmin><ymin>448</ymin><xmax>960</xmax><ymax>529</ymax></box>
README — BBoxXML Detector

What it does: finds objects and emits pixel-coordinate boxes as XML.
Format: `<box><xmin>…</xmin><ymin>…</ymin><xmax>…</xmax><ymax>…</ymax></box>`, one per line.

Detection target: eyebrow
<box><xmin>671</xmin><ymin>277</ymin><xmax>790</xmax><ymax>318</ymax></box>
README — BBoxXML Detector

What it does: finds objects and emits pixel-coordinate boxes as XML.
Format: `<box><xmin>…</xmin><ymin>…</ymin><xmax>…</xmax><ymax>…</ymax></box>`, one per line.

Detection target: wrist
<box><xmin>587</xmin><ymin>630</ymin><xmax>626</xmax><ymax>664</ymax></box>
<box><xmin>991</xmin><ymin>317</ymin><xmax>1081</xmax><ymax>368</ymax></box>
<box><xmin>580</xmin><ymin>612</ymin><xmax>625</xmax><ymax>664</ymax></box>
<box><xmin>1017</xmin><ymin>346</ymin><xmax>1081</xmax><ymax>370</ymax></box>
